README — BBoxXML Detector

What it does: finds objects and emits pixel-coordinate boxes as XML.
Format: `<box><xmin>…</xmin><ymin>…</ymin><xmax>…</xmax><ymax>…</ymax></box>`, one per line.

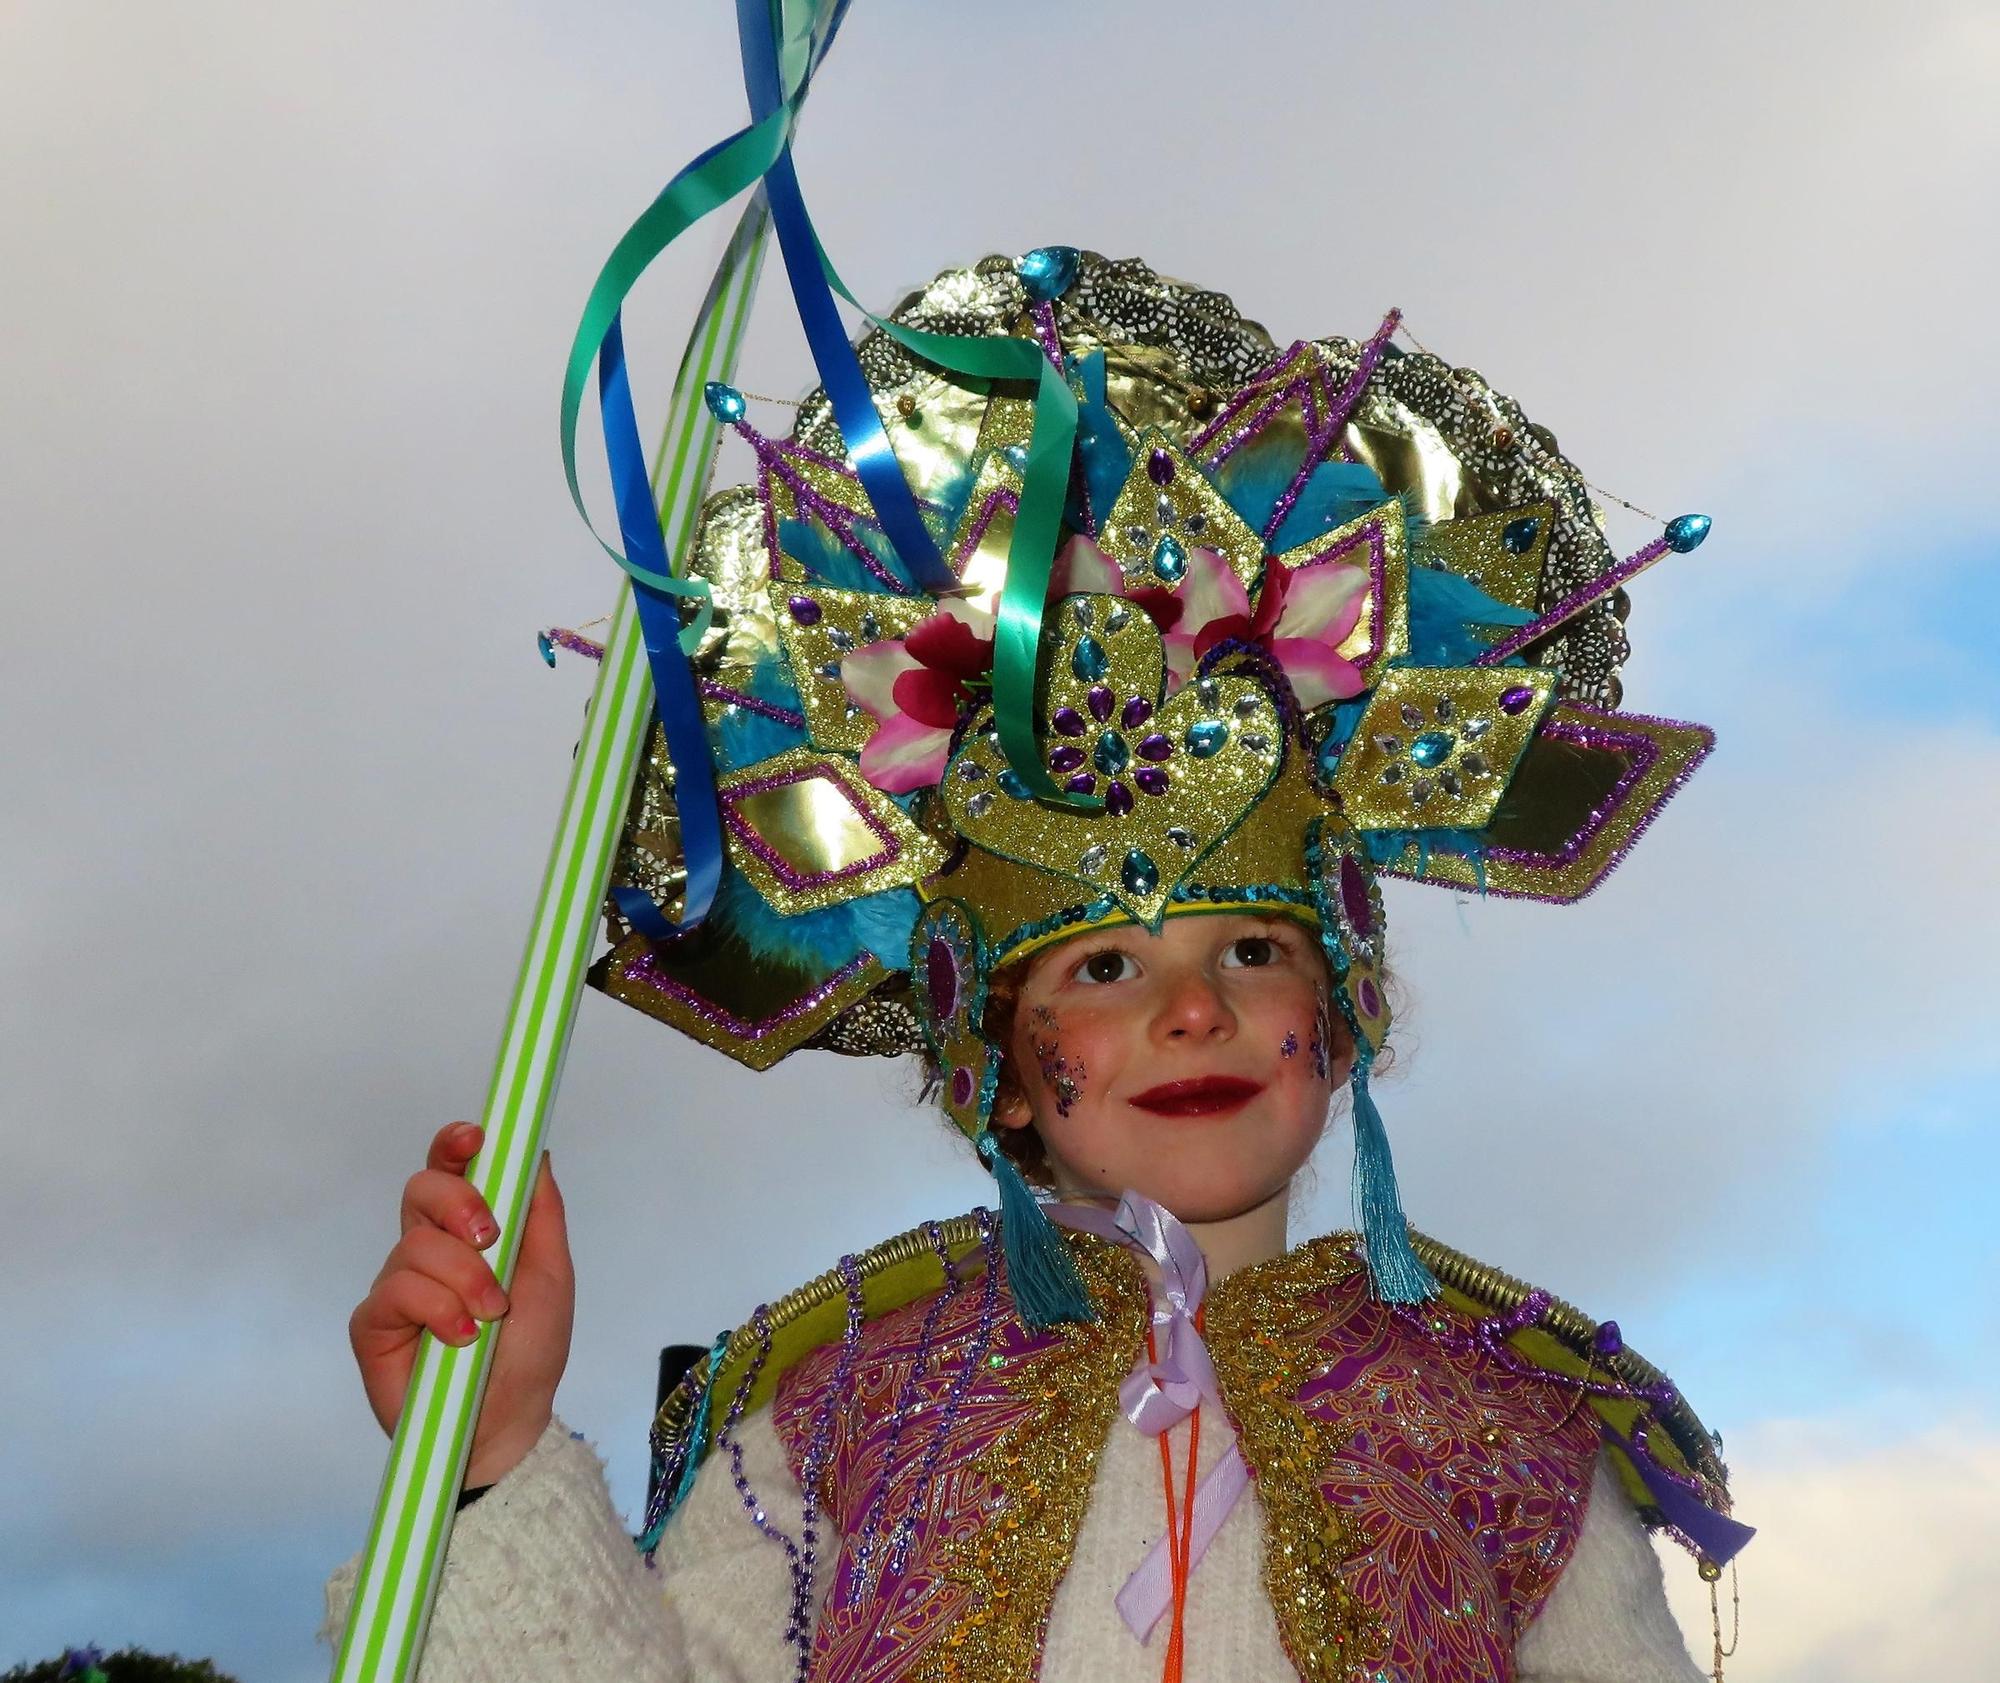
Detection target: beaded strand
<box><xmin>844</xmin><ymin>1220</ymin><xmax>965</xmax><ymax>1601</ymax></box>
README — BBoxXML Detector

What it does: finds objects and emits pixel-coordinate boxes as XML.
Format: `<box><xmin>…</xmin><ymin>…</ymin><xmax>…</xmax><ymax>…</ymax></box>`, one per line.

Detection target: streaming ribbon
<box><xmin>568</xmin><ymin>0</ymin><xmax>1087</xmax><ymax>947</ymax></box>
<box><xmin>1049</xmin><ymin>1193</ymin><xmax>1253</xmax><ymax>1639</ymax></box>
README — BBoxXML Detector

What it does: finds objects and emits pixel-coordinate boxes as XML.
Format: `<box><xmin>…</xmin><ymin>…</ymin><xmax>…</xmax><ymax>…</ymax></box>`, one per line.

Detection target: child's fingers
<box><xmin>425</xmin><ymin>1120</ymin><xmax>482</xmax><ymax>1174</ymax></box>
<box><xmin>384</xmin><ymin>1225</ymin><xmax>510</xmax><ymax>1320</ymax></box>
<box><xmin>352</xmin><ymin>1269</ymin><xmax>482</xmax><ymax>1353</ymax></box>
<box><xmin>400</xmin><ymin>1166</ymin><xmax>499</xmax><ymax>1246</ymax></box>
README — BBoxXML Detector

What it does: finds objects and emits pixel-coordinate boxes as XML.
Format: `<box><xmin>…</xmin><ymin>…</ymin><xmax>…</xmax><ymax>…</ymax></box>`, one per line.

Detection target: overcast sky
<box><xmin>3</xmin><ymin>2</ymin><xmax>1996</xmax><ymax>1679</ymax></box>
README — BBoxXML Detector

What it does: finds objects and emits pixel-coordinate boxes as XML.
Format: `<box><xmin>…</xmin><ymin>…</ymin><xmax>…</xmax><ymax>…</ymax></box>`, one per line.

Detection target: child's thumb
<box><xmin>523</xmin><ymin>1151</ymin><xmax>570</xmax><ymax>1268</ymax></box>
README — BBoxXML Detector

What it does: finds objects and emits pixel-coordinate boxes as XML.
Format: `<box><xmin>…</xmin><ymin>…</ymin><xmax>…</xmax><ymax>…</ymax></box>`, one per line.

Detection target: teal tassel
<box><xmin>1349</xmin><ymin>1061</ymin><xmax>1438</xmax><ymax>1303</ymax></box>
<box><xmin>978</xmin><ymin>1130</ymin><xmax>1095</xmax><ymax>1327</ymax></box>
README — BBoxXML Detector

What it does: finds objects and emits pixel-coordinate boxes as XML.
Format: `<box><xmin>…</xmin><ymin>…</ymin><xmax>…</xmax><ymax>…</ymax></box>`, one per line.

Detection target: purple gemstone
<box><xmin>1087</xmin><ymin>684</ymin><xmax>1115</xmax><ymax>722</ymax></box>
<box><xmin>1358</xmin><ymin>975</ymin><xmax>1381</xmax><ymax>1018</ymax></box>
<box><xmin>1136</xmin><ymin>732</ymin><xmax>1173</xmax><ymax>762</ymax></box>
<box><xmin>1049</xmin><ymin>743</ymin><xmax>1085</xmax><ymax>774</ymax></box>
<box><xmin>926</xmin><ymin>936</ymin><xmax>958</xmax><ymax>1022</ymax></box>
<box><xmin>1339</xmin><ymin>852</ymin><xmax>1375</xmax><ymax>938</ymax></box>
<box><xmin>1499</xmin><ymin>684</ymin><xmax>1535</xmax><ymax>716</ymax></box>
<box><xmin>1134</xmin><ymin>765</ymin><xmax>1169</xmax><ymax>796</ymax></box>
<box><xmin>1592</xmin><ymin>1320</ymin><xmax>1624</xmax><ymax>1357</ymax></box>
<box><xmin>787</xmin><ymin>595</ymin><xmax>822</xmax><ymax>626</ymax></box>
<box><xmin>1104</xmin><ymin>781</ymin><xmax>1134</xmax><ymax>817</ymax></box>
<box><xmin>950</xmin><ymin>1065</ymin><xmax>975</xmax><ymax>1107</ymax></box>
<box><xmin>1146</xmin><ymin>446</ymin><xmax>1176</xmax><ymax>486</ymax></box>
<box><xmin>1064</xmin><ymin>771</ymin><xmax>1097</xmax><ymax>795</ymax></box>
<box><xmin>1052</xmin><ymin>706</ymin><xmax>1086</xmax><ymax>736</ymax></box>
<box><xmin>1121</xmin><ymin>695</ymin><xmax>1154</xmax><ymax>730</ymax></box>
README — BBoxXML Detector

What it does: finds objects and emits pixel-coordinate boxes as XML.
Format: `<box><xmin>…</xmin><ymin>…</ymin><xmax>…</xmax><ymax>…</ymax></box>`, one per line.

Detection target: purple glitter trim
<box><xmin>950</xmin><ymin>487</ymin><xmax>1019</xmax><ymax>581</ymax></box>
<box><xmin>1261</xmin><ymin>309</ymin><xmax>1400</xmax><ymax>542</ymax></box>
<box><xmin>1186</xmin><ymin>339</ymin><xmax>1314</xmax><ymax>460</ymax></box>
<box><xmin>720</xmin><ymin>766</ymin><xmax>900</xmax><ymax>891</ymax></box>
<box><xmin>1029</xmin><ymin>299</ymin><xmax>1063</xmax><ymax>366</ymax></box>
<box><xmin>751</xmin><ymin>432</ymin><xmax>911</xmax><ymax>594</ymax></box>
<box><xmin>624</xmin><ymin>950</ymin><xmax>877</xmax><ymax>1040</ymax></box>
<box><xmin>546</xmin><ymin>627</ymin><xmax>605</xmax><ymax>662</ymax></box>
<box><xmin>1476</xmin><ymin>536</ymin><xmax>1672</xmax><ymax>666</ymax></box>
<box><xmin>699</xmin><ymin>679</ymin><xmax>807</xmax><ymax>729</ymax></box>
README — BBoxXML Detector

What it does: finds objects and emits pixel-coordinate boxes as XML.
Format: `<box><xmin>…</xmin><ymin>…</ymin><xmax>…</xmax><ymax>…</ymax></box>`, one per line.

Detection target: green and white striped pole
<box><xmin>331</xmin><ymin>195</ymin><xmax>770</xmax><ymax>1683</ymax></box>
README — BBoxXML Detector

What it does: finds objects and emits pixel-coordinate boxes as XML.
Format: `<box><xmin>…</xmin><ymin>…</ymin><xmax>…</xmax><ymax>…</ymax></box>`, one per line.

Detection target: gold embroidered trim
<box><xmin>915</xmin><ymin>1235</ymin><xmax>1148</xmax><ymax>1683</ymax></box>
<box><xmin>1205</xmin><ymin>1235</ymin><xmax>1386</xmax><ymax>1682</ymax></box>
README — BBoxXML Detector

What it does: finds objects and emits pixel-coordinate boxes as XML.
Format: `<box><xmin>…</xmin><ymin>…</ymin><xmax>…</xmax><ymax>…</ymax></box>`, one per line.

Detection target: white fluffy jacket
<box><xmin>322</xmin><ymin>1405</ymin><xmax>1702</xmax><ymax>1681</ymax></box>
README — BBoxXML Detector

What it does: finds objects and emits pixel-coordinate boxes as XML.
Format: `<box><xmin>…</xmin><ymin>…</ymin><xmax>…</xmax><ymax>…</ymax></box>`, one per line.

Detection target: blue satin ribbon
<box><xmin>598</xmin><ymin>314</ymin><xmax>728</xmax><ymax>940</ymax></box>
<box><xmin>735</xmin><ymin>0</ymin><xmax>957</xmax><ymax>594</ymax></box>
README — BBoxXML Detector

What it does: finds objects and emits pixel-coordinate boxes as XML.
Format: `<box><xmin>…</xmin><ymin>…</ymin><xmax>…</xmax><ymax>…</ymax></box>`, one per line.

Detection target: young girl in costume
<box><xmin>329</xmin><ymin>251</ymin><xmax>1749</xmax><ymax>1682</ymax></box>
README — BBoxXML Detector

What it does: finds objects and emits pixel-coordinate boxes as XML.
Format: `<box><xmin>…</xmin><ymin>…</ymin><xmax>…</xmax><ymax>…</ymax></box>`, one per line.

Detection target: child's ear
<box><xmin>991</xmin><ymin>1071</ymin><xmax>1035</xmax><ymax>1131</ymax></box>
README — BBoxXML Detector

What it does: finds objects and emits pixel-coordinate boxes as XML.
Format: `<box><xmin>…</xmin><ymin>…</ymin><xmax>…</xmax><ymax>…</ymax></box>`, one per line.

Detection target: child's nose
<box><xmin>1153</xmin><ymin>970</ymin><xmax>1234</xmax><ymax>1041</ymax></box>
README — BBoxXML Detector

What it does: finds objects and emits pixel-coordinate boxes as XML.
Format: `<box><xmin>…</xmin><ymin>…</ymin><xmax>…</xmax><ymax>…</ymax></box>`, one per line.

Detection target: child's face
<box><xmin>994</xmin><ymin>912</ymin><xmax>1349</xmax><ymax>1224</ymax></box>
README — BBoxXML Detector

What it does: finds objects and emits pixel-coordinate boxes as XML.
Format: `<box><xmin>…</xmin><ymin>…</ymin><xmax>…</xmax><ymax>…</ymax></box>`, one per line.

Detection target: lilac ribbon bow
<box><xmin>1048</xmin><ymin>1192</ymin><xmax>1253</xmax><ymax>1641</ymax></box>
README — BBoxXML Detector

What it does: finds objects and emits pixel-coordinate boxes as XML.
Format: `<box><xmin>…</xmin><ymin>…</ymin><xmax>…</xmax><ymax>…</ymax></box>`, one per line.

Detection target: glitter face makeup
<box><xmin>1281</xmin><ymin>1031</ymin><xmax>1299</xmax><ymax>1059</ymax></box>
<box><xmin>1309</xmin><ymin>985</ymin><xmax>1331</xmax><ymax>1081</ymax></box>
<box><xmin>1029</xmin><ymin>1004</ymin><xmax>1086</xmax><ymax>1117</ymax></box>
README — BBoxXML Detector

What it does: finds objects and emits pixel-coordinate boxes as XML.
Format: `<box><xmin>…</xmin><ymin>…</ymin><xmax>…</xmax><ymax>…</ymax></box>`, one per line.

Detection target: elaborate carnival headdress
<box><xmin>580</xmin><ymin>249</ymin><xmax>1713</xmax><ymax>1325</ymax></box>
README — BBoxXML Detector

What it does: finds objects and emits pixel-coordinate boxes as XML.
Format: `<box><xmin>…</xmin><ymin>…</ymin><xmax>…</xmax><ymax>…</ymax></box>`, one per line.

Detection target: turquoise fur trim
<box><xmin>978</xmin><ymin>1129</ymin><xmax>1095</xmax><ymax>1327</ymax></box>
<box><xmin>1404</xmin><ymin>565</ymin><xmax>1535</xmax><ymax>667</ymax></box>
<box><xmin>715</xmin><ymin>866</ymin><xmax>920</xmax><ymax>975</ymax></box>
<box><xmin>1349</xmin><ymin>1057</ymin><xmax>1439</xmax><ymax>1303</ymax></box>
<box><xmin>1211</xmin><ymin>431</ymin><xmax>1387</xmax><ymax>541</ymax></box>
<box><xmin>1271</xmin><ymin>462</ymin><xmax>1394</xmax><ymax>551</ymax></box>
<box><xmin>777</xmin><ymin>514</ymin><xmax>915</xmax><ymax>595</ymax></box>
<box><xmin>1362</xmin><ymin>827</ymin><xmax>1491</xmax><ymax>890</ymax></box>
<box><xmin>715</xmin><ymin>654</ymin><xmax>808</xmax><ymax>770</ymax></box>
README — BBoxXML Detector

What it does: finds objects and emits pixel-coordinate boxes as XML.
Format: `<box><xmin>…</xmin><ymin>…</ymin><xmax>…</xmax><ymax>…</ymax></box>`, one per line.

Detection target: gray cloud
<box><xmin>3</xmin><ymin>1</ymin><xmax>1995</xmax><ymax>1676</ymax></box>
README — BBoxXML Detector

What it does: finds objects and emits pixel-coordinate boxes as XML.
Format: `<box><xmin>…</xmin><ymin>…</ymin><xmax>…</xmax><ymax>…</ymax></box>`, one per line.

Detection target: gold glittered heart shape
<box><xmin>940</xmin><ymin>594</ymin><xmax>1285</xmax><ymax>924</ymax></box>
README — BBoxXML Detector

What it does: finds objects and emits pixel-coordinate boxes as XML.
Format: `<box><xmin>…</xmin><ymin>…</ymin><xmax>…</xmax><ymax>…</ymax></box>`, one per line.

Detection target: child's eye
<box><xmin>1075</xmin><ymin>950</ymin><xmax>1139</xmax><ymax>986</ymax></box>
<box><xmin>1220</xmin><ymin>936</ymin><xmax>1279</xmax><ymax>969</ymax></box>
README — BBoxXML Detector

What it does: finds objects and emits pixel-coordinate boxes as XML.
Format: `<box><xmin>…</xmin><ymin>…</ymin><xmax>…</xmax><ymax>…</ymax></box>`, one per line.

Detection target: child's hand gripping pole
<box><xmin>330</xmin><ymin>197</ymin><xmax>771</xmax><ymax>1683</ymax></box>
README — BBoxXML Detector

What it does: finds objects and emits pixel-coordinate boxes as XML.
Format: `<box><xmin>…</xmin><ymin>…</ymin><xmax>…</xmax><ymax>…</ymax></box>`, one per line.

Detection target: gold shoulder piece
<box><xmin>1409</xmin><ymin>1228</ymin><xmax>1733</xmax><ymax>1516</ymax></box>
<box><xmin>650</xmin><ymin>1212</ymin><xmax>989</xmax><ymax>1480</ymax></box>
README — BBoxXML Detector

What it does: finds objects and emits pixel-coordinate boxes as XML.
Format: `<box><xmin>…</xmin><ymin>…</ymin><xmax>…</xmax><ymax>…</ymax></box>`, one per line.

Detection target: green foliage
<box><xmin>1</xmin><ymin>1649</ymin><xmax>240</xmax><ymax>1683</ymax></box>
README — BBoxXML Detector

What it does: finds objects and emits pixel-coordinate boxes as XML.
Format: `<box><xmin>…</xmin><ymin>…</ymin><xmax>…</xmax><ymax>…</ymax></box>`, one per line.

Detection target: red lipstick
<box><xmin>1129</xmin><ymin>1076</ymin><xmax>1265</xmax><ymax>1117</ymax></box>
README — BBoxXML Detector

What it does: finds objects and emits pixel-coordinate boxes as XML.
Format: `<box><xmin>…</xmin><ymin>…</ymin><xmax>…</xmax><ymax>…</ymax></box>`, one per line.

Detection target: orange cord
<box><xmin>1146</xmin><ymin>1310</ymin><xmax>1204</xmax><ymax>1683</ymax></box>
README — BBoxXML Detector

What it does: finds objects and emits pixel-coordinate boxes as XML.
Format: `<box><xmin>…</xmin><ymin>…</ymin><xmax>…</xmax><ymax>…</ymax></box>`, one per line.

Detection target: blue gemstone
<box><xmin>1664</xmin><ymin>513</ymin><xmax>1712</xmax><ymax>553</ymax></box>
<box><xmin>1410</xmin><ymin>730</ymin><xmax>1455</xmax><ymax>768</ymax></box>
<box><xmin>1016</xmin><ymin>244</ymin><xmax>1081</xmax><ymax>302</ymax></box>
<box><xmin>1151</xmin><ymin>534</ymin><xmax>1188</xmax><ymax>582</ymax></box>
<box><xmin>703</xmin><ymin>381</ymin><xmax>746</xmax><ymax>424</ymax></box>
<box><xmin>536</xmin><ymin>631</ymin><xmax>556</xmax><ymax>668</ymax></box>
<box><xmin>1186</xmin><ymin>719</ymin><xmax>1229</xmax><ymax>758</ymax></box>
<box><xmin>1072</xmin><ymin>635</ymin><xmax>1109</xmax><ymax>681</ymax></box>
<box><xmin>998</xmin><ymin>768</ymin><xmax>1031</xmax><ymax>799</ymax></box>
<box><xmin>1002</xmin><ymin>443</ymin><xmax>1030</xmax><ymax>473</ymax></box>
<box><xmin>1094</xmin><ymin>730</ymin><xmax>1130</xmax><ymax>776</ymax></box>
<box><xmin>1501</xmin><ymin>516</ymin><xmax>1540</xmax><ymax>555</ymax></box>
<box><xmin>1121</xmin><ymin>849</ymin><xmax>1160</xmax><ymax>896</ymax></box>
